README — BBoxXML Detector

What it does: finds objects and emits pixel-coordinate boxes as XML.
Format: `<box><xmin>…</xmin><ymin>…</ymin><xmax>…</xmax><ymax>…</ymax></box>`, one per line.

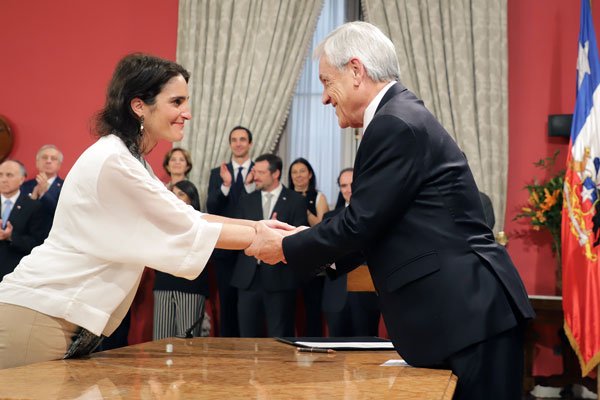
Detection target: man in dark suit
<box><xmin>231</xmin><ymin>153</ymin><xmax>307</xmax><ymax>337</ymax></box>
<box><xmin>247</xmin><ymin>22</ymin><xmax>534</xmax><ymax>400</ymax></box>
<box><xmin>20</xmin><ymin>145</ymin><xmax>64</xmax><ymax>237</ymax></box>
<box><xmin>322</xmin><ymin>168</ymin><xmax>379</xmax><ymax>337</ymax></box>
<box><xmin>0</xmin><ymin>160</ymin><xmax>46</xmax><ymax>281</ymax></box>
<box><xmin>206</xmin><ymin>126</ymin><xmax>255</xmax><ymax>336</ymax></box>
<box><xmin>479</xmin><ymin>191</ymin><xmax>496</xmax><ymax>230</ymax></box>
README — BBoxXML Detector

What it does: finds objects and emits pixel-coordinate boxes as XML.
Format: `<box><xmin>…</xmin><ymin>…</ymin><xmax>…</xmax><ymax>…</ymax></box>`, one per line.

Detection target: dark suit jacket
<box><xmin>282</xmin><ymin>83</ymin><xmax>534</xmax><ymax>366</ymax></box>
<box><xmin>479</xmin><ymin>191</ymin><xmax>495</xmax><ymax>229</ymax></box>
<box><xmin>0</xmin><ymin>192</ymin><xmax>46</xmax><ymax>280</ymax></box>
<box><xmin>206</xmin><ymin>161</ymin><xmax>254</xmax><ymax>261</ymax></box>
<box><xmin>231</xmin><ymin>186</ymin><xmax>307</xmax><ymax>292</ymax></box>
<box><xmin>206</xmin><ymin>161</ymin><xmax>254</xmax><ymax>217</ymax></box>
<box><xmin>321</xmin><ymin>207</ymin><xmax>348</xmax><ymax>313</ymax></box>
<box><xmin>21</xmin><ymin>176</ymin><xmax>63</xmax><ymax>236</ymax></box>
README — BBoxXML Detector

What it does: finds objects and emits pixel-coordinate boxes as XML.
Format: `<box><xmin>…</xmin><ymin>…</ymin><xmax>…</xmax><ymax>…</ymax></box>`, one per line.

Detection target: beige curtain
<box><xmin>362</xmin><ymin>0</ymin><xmax>508</xmax><ymax>230</ymax></box>
<box><xmin>176</xmin><ymin>0</ymin><xmax>323</xmax><ymax>203</ymax></box>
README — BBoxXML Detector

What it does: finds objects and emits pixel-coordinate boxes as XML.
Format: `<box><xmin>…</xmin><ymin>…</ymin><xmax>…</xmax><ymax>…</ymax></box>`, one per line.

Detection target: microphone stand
<box><xmin>175</xmin><ymin>313</ymin><xmax>204</xmax><ymax>339</ymax></box>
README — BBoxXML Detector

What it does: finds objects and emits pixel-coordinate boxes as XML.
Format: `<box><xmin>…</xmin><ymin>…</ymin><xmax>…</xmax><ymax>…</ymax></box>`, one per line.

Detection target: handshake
<box><xmin>245</xmin><ymin>220</ymin><xmax>308</xmax><ymax>265</ymax></box>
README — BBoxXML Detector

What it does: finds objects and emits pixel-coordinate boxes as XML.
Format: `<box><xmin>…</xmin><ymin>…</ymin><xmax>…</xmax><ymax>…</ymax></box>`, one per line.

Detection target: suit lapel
<box><xmin>375</xmin><ymin>82</ymin><xmax>406</xmax><ymax>114</ymax></box>
<box><xmin>271</xmin><ymin>186</ymin><xmax>289</xmax><ymax>220</ymax></box>
<box><xmin>51</xmin><ymin>177</ymin><xmax>63</xmax><ymax>191</ymax></box>
<box><xmin>8</xmin><ymin>193</ymin><xmax>28</xmax><ymax>225</ymax></box>
<box><xmin>252</xmin><ymin>191</ymin><xmax>264</xmax><ymax>220</ymax></box>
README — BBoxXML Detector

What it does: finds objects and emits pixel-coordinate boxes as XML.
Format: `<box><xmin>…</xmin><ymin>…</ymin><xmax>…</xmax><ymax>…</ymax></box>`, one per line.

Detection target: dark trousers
<box><xmin>326</xmin><ymin>292</ymin><xmax>379</xmax><ymax>337</ymax></box>
<box><xmin>213</xmin><ymin>256</ymin><xmax>239</xmax><ymax>337</ymax></box>
<box><xmin>301</xmin><ymin>276</ymin><xmax>324</xmax><ymax>336</ymax></box>
<box><xmin>237</xmin><ymin>272</ymin><xmax>296</xmax><ymax>337</ymax></box>
<box><xmin>443</xmin><ymin>324</ymin><xmax>525</xmax><ymax>400</ymax></box>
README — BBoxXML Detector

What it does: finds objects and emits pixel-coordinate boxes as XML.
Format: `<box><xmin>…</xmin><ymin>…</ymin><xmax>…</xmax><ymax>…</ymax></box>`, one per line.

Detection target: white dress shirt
<box><xmin>262</xmin><ymin>183</ymin><xmax>283</xmax><ymax>219</ymax></box>
<box><xmin>0</xmin><ymin>135</ymin><xmax>222</xmax><ymax>336</ymax></box>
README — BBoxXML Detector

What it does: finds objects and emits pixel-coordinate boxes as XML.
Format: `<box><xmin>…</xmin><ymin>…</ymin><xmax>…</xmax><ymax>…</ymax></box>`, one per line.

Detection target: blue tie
<box><xmin>2</xmin><ymin>199</ymin><xmax>13</xmax><ymax>229</ymax></box>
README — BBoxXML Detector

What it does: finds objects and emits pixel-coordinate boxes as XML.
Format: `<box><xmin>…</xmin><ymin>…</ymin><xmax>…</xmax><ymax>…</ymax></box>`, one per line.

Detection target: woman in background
<box><xmin>288</xmin><ymin>157</ymin><xmax>329</xmax><ymax>336</ymax></box>
<box><xmin>153</xmin><ymin>180</ymin><xmax>210</xmax><ymax>339</ymax></box>
<box><xmin>288</xmin><ymin>158</ymin><xmax>329</xmax><ymax>226</ymax></box>
<box><xmin>163</xmin><ymin>147</ymin><xmax>192</xmax><ymax>189</ymax></box>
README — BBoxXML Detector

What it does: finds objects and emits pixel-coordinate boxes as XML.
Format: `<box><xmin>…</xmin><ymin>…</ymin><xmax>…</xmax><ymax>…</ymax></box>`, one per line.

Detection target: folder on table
<box><xmin>275</xmin><ymin>336</ymin><xmax>394</xmax><ymax>351</ymax></box>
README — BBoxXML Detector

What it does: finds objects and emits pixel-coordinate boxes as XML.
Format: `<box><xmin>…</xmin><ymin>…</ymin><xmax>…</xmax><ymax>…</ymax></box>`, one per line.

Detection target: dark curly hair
<box><xmin>94</xmin><ymin>53</ymin><xmax>190</xmax><ymax>156</ymax></box>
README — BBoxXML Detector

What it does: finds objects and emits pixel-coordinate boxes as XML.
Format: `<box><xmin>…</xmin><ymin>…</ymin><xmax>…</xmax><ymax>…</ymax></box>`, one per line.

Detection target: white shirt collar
<box><xmin>261</xmin><ymin>183</ymin><xmax>282</xmax><ymax>219</ymax></box>
<box><xmin>47</xmin><ymin>175</ymin><xmax>57</xmax><ymax>186</ymax></box>
<box><xmin>232</xmin><ymin>158</ymin><xmax>252</xmax><ymax>171</ymax></box>
<box><xmin>363</xmin><ymin>81</ymin><xmax>397</xmax><ymax>131</ymax></box>
<box><xmin>262</xmin><ymin>183</ymin><xmax>283</xmax><ymax>199</ymax></box>
<box><xmin>1</xmin><ymin>190</ymin><xmax>20</xmax><ymax>206</ymax></box>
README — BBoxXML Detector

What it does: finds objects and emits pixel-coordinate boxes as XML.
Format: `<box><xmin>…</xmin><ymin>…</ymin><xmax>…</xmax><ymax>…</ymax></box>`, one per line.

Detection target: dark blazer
<box><xmin>282</xmin><ymin>83</ymin><xmax>534</xmax><ymax>366</ymax></box>
<box><xmin>206</xmin><ymin>161</ymin><xmax>254</xmax><ymax>261</ymax></box>
<box><xmin>21</xmin><ymin>176</ymin><xmax>63</xmax><ymax>236</ymax></box>
<box><xmin>321</xmin><ymin>207</ymin><xmax>348</xmax><ymax>313</ymax></box>
<box><xmin>231</xmin><ymin>186</ymin><xmax>307</xmax><ymax>291</ymax></box>
<box><xmin>479</xmin><ymin>191</ymin><xmax>495</xmax><ymax>229</ymax></box>
<box><xmin>0</xmin><ymin>192</ymin><xmax>46</xmax><ymax>280</ymax></box>
<box><xmin>206</xmin><ymin>161</ymin><xmax>254</xmax><ymax>218</ymax></box>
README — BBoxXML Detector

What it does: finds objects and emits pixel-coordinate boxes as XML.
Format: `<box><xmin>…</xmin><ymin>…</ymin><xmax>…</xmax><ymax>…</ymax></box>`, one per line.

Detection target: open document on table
<box><xmin>275</xmin><ymin>336</ymin><xmax>395</xmax><ymax>350</ymax></box>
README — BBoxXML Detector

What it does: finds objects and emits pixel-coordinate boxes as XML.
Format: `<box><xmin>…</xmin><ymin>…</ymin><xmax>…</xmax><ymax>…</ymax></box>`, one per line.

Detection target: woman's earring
<box><xmin>139</xmin><ymin>116</ymin><xmax>145</xmax><ymax>135</ymax></box>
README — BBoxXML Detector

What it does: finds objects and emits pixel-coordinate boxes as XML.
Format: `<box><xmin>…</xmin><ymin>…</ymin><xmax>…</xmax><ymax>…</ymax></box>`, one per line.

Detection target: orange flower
<box><xmin>528</xmin><ymin>191</ymin><xmax>540</xmax><ymax>206</ymax></box>
<box><xmin>536</xmin><ymin>211</ymin><xmax>546</xmax><ymax>223</ymax></box>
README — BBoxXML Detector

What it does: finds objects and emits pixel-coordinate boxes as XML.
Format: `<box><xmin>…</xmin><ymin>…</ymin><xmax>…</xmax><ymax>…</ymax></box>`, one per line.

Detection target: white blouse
<box><xmin>0</xmin><ymin>135</ymin><xmax>222</xmax><ymax>336</ymax></box>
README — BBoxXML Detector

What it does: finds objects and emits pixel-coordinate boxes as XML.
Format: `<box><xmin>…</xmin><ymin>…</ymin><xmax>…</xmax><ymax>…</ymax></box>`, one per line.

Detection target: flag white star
<box><xmin>581</xmin><ymin>185</ymin><xmax>595</xmax><ymax>202</ymax></box>
<box><xmin>578</xmin><ymin>40</ymin><xmax>591</xmax><ymax>88</ymax></box>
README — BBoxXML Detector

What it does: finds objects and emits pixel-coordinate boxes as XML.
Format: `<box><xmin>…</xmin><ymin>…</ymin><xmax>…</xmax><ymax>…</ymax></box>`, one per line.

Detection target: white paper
<box><xmin>381</xmin><ymin>359</ymin><xmax>409</xmax><ymax>367</ymax></box>
<box><xmin>295</xmin><ymin>341</ymin><xmax>394</xmax><ymax>349</ymax></box>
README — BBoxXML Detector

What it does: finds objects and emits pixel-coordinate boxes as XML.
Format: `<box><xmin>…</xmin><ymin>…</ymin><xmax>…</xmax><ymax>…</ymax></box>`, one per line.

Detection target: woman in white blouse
<box><xmin>0</xmin><ymin>53</ymin><xmax>287</xmax><ymax>369</ymax></box>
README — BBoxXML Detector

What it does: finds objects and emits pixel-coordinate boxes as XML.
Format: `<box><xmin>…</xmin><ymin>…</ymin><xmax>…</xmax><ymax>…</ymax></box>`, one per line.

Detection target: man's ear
<box><xmin>274</xmin><ymin>169</ymin><xmax>281</xmax><ymax>181</ymax></box>
<box><xmin>348</xmin><ymin>58</ymin><xmax>364</xmax><ymax>83</ymax></box>
<box><xmin>130</xmin><ymin>98</ymin><xmax>145</xmax><ymax>118</ymax></box>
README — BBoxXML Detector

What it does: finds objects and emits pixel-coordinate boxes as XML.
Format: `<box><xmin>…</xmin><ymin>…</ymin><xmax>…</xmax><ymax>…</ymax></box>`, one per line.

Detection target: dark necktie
<box><xmin>231</xmin><ymin>166</ymin><xmax>244</xmax><ymax>203</ymax></box>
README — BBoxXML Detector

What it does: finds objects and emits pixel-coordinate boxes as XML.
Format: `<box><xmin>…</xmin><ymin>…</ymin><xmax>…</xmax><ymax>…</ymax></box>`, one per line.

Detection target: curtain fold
<box><xmin>362</xmin><ymin>0</ymin><xmax>508</xmax><ymax>229</ymax></box>
<box><xmin>177</xmin><ymin>0</ymin><xmax>323</xmax><ymax>203</ymax></box>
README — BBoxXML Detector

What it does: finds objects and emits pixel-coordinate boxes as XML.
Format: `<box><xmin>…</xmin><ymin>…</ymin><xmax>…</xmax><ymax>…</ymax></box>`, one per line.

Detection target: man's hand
<box><xmin>261</xmin><ymin>218</ymin><xmax>295</xmax><ymax>232</ymax></box>
<box><xmin>245</xmin><ymin>167</ymin><xmax>255</xmax><ymax>185</ymax></box>
<box><xmin>35</xmin><ymin>173</ymin><xmax>50</xmax><ymax>196</ymax></box>
<box><xmin>219</xmin><ymin>163</ymin><xmax>232</xmax><ymax>187</ymax></box>
<box><xmin>245</xmin><ymin>221</ymin><xmax>286</xmax><ymax>265</ymax></box>
<box><xmin>0</xmin><ymin>222</ymin><xmax>13</xmax><ymax>241</ymax></box>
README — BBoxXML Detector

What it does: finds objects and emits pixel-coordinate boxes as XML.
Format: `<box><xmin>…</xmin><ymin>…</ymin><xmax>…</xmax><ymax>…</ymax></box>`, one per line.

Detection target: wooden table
<box><xmin>0</xmin><ymin>338</ymin><xmax>456</xmax><ymax>399</ymax></box>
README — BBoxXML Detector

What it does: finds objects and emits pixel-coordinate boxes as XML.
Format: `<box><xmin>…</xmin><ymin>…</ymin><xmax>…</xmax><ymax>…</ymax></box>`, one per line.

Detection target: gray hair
<box><xmin>36</xmin><ymin>144</ymin><xmax>63</xmax><ymax>163</ymax></box>
<box><xmin>2</xmin><ymin>159</ymin><xmax>27</xmax><ymax>177</ymax></box>
<box><xmin>313</xmin><ymin>21</ymin><xmax>401</xmax><ymax>82</ymax></box>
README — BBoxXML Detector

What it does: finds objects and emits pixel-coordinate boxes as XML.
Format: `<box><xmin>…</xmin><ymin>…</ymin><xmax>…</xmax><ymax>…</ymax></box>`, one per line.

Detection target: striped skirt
<box><xmin>153</xmin><ymin>291</ymin><xmax>206</xmax><ymax>340</ymax></box>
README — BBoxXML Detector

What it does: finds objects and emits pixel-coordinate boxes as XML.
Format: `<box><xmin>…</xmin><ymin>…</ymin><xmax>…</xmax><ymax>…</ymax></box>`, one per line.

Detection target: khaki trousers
<box><xmin>0</xmin><ymin>303</ymin><xmax>78</xmax><ymax>369</ymax></box>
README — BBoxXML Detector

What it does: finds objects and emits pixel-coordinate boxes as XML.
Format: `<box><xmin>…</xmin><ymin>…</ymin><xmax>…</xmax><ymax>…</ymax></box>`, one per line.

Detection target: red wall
<box><xmin>0</xmin><ymin>0</ymin><xmax>178</xmax><ymax>179</ymax></box>
<box><xmin>506</xmin><ymin>0</ymin><xmax>600</xmax><ymax>377</ymax></box>
<box><xmin>506</xmin><ymin>1</ymin><xmax>600</xmax><ymax>295</ymax></box>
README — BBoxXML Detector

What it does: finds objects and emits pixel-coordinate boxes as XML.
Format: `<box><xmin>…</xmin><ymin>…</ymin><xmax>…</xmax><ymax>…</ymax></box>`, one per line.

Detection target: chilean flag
<box><xmin>562</xmin><ymin>0</ymin><xmax>600</xmax><ymax>377</ymax></box>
